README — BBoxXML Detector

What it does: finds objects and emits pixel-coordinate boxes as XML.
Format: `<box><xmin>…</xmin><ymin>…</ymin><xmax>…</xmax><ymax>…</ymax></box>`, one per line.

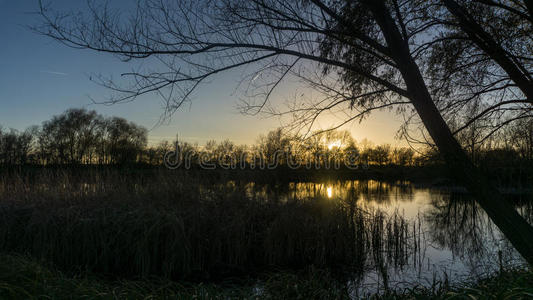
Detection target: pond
<box><xmin>229</xmin><ymin>179</ymin><xmax>530</xmax><ymax>295</ymax></box>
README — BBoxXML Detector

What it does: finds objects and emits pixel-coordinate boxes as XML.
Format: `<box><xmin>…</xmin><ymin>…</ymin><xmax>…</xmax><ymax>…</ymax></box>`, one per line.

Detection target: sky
<box><xmin>0</xmin><ymin>1</ymin><xmax>407</xmax><ymax>146</ymax></box>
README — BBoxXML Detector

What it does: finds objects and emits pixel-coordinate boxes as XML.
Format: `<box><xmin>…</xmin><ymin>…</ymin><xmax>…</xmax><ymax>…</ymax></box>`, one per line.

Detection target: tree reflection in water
<box><xmin>196</xmin><ymin>179</ymin><xmax>529</xmax><ymax>289</ymax></box>
<box><xmin>424</xmin><ymin>192</ymin><xmax>531</xmax><ymax>274</ymax></box>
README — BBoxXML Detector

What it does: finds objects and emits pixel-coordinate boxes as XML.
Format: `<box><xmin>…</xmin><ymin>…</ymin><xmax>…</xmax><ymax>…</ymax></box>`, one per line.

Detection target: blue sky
<box><xmin>0</xmin><ymin>1</ymin><xmax>405</xmax><ymax>146</ymax></box>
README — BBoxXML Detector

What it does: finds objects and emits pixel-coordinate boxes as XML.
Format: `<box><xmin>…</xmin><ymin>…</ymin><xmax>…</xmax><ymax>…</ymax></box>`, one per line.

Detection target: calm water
<box><xmin>61</xmin><ymin>177</ymin><xmax>532</xmax><ymax>294</ymax></box>
<box><xmin>233</xmin><ymin>179</ymin><xmax>531</xmax><ymax>295</ymax></box>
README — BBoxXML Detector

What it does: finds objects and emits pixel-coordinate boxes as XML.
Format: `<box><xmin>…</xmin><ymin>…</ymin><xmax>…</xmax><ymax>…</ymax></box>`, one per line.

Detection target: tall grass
<box><xmin>0</xmin><ymin>168</ymin><xmax>415</xmax><ymax>281</ymax></box>
<box><xmin>1</xmin><ymin>253</ymin><xmax>532</xmax><ymax>299</ymax></box>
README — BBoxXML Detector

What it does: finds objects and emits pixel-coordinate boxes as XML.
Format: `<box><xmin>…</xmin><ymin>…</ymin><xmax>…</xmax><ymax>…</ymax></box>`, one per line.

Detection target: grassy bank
<box><xmin>0</xmin><ymin>253</ymin><xmax>531</xmax><ymax>299</ymax></box>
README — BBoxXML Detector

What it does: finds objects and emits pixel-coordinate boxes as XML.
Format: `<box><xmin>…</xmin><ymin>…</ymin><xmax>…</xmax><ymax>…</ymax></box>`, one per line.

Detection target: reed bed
<box><xmin>0</xmin><ymin>168</ymin><xmax>414</xmax><ymax>281</ymax></box>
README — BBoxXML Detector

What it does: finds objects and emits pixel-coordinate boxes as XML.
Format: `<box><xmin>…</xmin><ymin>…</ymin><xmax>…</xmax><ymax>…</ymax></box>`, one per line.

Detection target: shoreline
<box><xmin>0</xmin><ymin>253</ymin><xmax>530</xmax><ymax>299</ymax></box>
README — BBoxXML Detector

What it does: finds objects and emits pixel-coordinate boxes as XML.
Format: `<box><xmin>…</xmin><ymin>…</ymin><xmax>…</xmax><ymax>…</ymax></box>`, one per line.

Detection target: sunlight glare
<box><xmin>327</xmin><ymin>140</ymin><xmax>342</xmax><ymax>150</ymax></box>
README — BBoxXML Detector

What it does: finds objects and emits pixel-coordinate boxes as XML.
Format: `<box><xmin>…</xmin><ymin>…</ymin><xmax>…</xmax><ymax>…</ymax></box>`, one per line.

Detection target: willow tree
<box><xmin>36</xmin><ymin>0</ymin><xmax>533</xmax><ymax>263</ymax></box>
<box><xmin>419</xmin><ymin>0</ymin><xmax>533</xmax><ymax>145</ymax></box>
<box><xmin>441</xmin><ymin>0</ymin><xmax>533</xmax><ymax>103</ymax></box>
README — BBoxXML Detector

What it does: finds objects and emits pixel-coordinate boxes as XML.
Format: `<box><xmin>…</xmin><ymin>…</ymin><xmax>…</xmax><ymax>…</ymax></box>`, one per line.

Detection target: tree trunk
<box><xmin>366</xmin><ymin>0</ymin><xmax>533</xmax><ymax>265</ymax></box>
<box><xmin>525</xmin><ymin>0</ymin><xmax>533</xmax><ymax>22</ymax></box>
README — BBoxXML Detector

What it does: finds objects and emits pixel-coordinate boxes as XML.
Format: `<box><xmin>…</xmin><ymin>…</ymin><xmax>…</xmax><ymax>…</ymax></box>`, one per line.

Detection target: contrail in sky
<box><xmin>40</xmin><ymin>70</ymin><xmax>69</xmax><ymax>76</ymax></box>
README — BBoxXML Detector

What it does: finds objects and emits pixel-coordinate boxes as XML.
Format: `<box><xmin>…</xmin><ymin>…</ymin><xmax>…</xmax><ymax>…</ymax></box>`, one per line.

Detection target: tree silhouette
<box><xmin>35</xmin><ymin>0</ymin><xmax>533</xmax><ymax>263</ymax></box>
<box><xmin>0</xmin><ymin>128</ymin><xmax>36</xmax><ymax>165</ymax></box>
<box><xmin>422</xmin><ymin>0</ymin><xmax>533</xmax><ymax>144</ymax></box>
<box><xmin>36</xmin><ymin>109</ymin><xmax>147</xmax><ymax>165</ymax></box>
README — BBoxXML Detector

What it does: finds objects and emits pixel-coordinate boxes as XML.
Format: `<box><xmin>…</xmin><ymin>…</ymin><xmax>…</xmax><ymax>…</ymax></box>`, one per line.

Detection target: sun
<box><xmin>327</xmin><ymin>140</ymin><xmax>342</xmax><ymax>150</ymax></box>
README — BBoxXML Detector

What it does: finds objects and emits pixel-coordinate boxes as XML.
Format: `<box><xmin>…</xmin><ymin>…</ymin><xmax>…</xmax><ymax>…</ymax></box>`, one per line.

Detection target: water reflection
<box><xmin>256</xmin><ymin>180</ymin><xmax>415</xmax><ymax>205</ymax></box>
<box><xmin>218</xmin><ymin>179</ymin><xmax>529</xmax><ymax>291</ymax></box>
<box><xmin>423</xmin><ymin>192</ymin><xmax>527</xmax><ymax>275</ymax></box>
<box><xmin>425</xmin><ymin>193</ymin><xmax>493</xmax><ymax>261</ymax></box>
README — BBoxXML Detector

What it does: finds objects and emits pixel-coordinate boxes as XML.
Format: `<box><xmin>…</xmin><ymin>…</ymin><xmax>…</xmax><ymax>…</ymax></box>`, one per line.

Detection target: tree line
<box><xmin>1</xmin><ymin>108</ymin><xmax>532</xmax><ymax>168</ymax></box>
<box><xmin>1</xmin><ymin>109</ymin><xmax>147</xmax><ymax>165</ymax></box>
